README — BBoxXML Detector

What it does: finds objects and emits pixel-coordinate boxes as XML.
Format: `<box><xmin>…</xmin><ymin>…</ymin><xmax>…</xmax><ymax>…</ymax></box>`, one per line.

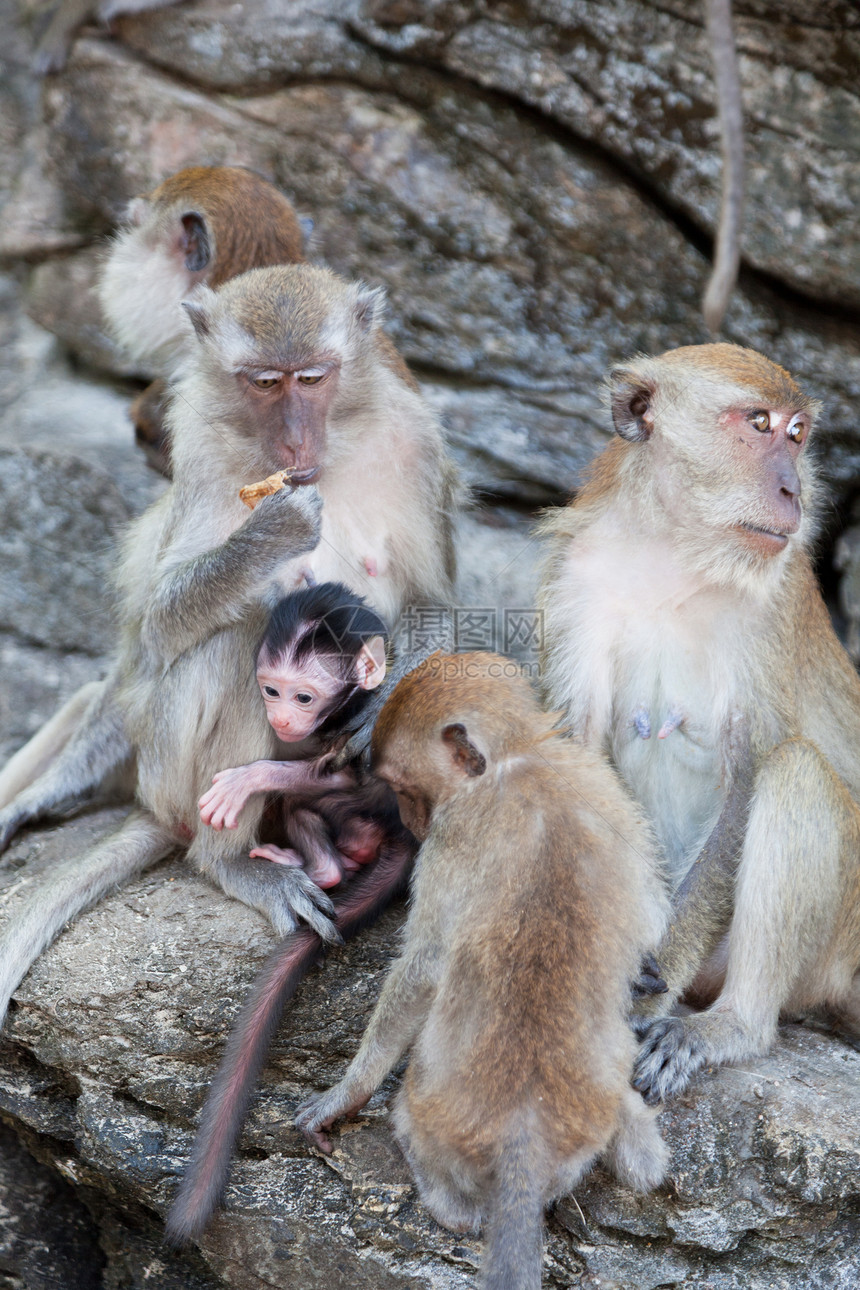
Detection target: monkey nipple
<box><xmin>657</xmin><ymin>708</ymin><xmax>684</xmax><ymax>739</ymax></box>
<box><xmin>632</xmin><ymin>708</ymin><xmax>651</xmax><ymax>739</ymax></box>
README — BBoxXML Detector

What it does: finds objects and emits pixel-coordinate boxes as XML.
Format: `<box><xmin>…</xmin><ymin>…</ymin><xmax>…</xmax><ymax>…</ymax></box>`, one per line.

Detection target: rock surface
<box><xmin>1</xmin><ymin>1</ymin><xmax>860</xmax><ymax>1287</ymax></box>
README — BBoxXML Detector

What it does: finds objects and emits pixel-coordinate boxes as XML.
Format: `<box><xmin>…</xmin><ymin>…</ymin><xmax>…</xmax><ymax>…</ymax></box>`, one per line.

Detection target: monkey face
<box><xmin>237</xmin><ymin>361</ymin><xmax>340</xmax><ymax>480</ymax></box>
<box><xmin>257</xmin><ymin>656</ymin><xmax>344</xmax><ymax>742</ymax></box>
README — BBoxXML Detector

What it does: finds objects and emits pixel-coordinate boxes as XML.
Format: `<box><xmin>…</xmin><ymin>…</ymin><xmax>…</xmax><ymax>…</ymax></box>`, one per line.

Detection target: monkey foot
<box><xmin>631</xmin><ymin>951</ymin><xmax>669</xmax><ymax>999</ymax></box>
<box><xmin>632</xmin><ymin>1016</ymin><xmax>711</xmax><ymax>1105</ymax></box>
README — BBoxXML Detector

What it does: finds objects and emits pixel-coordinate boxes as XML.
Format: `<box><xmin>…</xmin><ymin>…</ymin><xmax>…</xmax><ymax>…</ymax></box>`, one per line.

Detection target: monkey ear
<box><xmin>355</xmin><ymin>637</ymin><xmax>387</xmax><ymax>691</ymax></box>
<box><xmin>181</xmin><ymin>285</ymin><xmax>217</xmax><ymax>340</ymax></box>
<box><xmin>441</xmin><ymin>723</ymin><xmax>487</xmax><ymax>777</ymax></box>
<box><xmin>609</xmin><ymin>367</ymin><xmax>656</xmax><ymax>442</ymax></box>
<box><xmin>179</xmin><ymin>212</ymin><xmax>212</xmax><ymax>274</ymax></box>
<box><xmin>353</xmin><ymin>285</ymin><xmax>386</xmax><ymax>333</ymax></box>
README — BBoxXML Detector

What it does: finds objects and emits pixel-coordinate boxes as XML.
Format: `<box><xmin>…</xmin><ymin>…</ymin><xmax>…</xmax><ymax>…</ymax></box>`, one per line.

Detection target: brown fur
<box><xmin>297</xmin><ymin>655</ymin><xmax>668</xmax><ymax>1289</ymax></box>
<box><xmin>538</xmin><ymin>342</ymin><xmax>860</xmax><ymax>1105</ymax></box>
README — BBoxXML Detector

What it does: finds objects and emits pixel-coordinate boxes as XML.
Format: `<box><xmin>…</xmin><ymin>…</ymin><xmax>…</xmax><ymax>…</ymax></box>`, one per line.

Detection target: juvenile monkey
<box><xmin>294</xmin><ymin>654</ymin><xmax>668</xmax><ymax>1288</ymax></box>
<box><xmin>539</xmin><ymin>343</ymin><xmax>860</xmax><ymax>1105</ymax></box>
<box><xmin>0</xmin><ymin>263</ymin><xmax>457</xmax><ymax>1027</ymax></box>
<box><xmin>34</xmin><ymin>0</ymin><xmax>184</xmax><ymax>75</ymax></box>
<box><xmin>201</xmin><ymin>581</ymin><xmax>390</xmax><ymax>891</ymax></box>
<box><xmin>99</xmin><ymin>165</ymin><xmax>307</xmax><ymax>473</ymax></box>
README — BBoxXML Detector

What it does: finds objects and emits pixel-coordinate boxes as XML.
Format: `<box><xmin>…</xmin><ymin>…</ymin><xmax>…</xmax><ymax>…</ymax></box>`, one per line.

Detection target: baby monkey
<box><xmin>199</xmin><ymin>581</ymin><xmax>389</xmax><ymax>891</ymax></box>
<box><xmin>296</xmin><ymin>653</ymin><xmax>669</xmax><ymax>1290</ymax></box>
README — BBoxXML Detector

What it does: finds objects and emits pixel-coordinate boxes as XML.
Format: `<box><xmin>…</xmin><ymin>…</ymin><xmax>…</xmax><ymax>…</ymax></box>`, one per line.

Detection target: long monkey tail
<box><xmin>481</xmin><ymin>1131</ymin><xmax>546</xmax><ymax>1290</ymax></box>
<box><xmin>0</xmin><ymin>809</ymin><xmax>176</xmax><ymax>1027</ymax></box>
<box><xmin>165</xmin><ymin>837</ymin><xmax>415</xmax><ymax>1245</ymax></box>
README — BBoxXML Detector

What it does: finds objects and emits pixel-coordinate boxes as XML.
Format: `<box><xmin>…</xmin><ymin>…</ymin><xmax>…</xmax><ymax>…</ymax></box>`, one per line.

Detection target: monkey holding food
<box><xmin>291</xmin><ymin>653</ymin><xmax>668</xmax><ymax>1289</ymax></box>
<box><xmin>539</xmin><ymin>342</ymin><xmax>860</xmax><ymax>1106</ymax></box>
<box><xmin>0</xmin><ymin>259</ymin><xmax>457</xmax><ymax>1028</ymax></box>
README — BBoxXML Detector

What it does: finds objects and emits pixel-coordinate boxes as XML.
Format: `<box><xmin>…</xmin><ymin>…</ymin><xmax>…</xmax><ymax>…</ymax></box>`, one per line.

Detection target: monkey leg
<box><xmin>0</xmin><ymin>679</ymin><xmax>133</xmax><ymax>855</ymax></box>
<box><xmin>0</xmin><ymin>809</ymin><xmax>175</xmax><ymax>1027</ymax></box>
<box><xmin>391</xmin><ymin>1093</ymin><xmax>482</xmax><ymax>1233</ymax></box>
<box><xmin>0</xmin><ymin>680</ymin><xmax>104</xmax><ymax>810</ymax></box>
<box><xmin>189</xmin><ymin>828</ymin><xmax>339</xmax><ymax>943</ymax></box>
<box><xmin>601</xmin><ymin>1087</ymin><xmax>668</xmax><ymax>1192</ymax></box>
<box><xmin>634</xmin><ymin>739</ymin><xmax>860</xmax><ymax>1104</ymax></box>
<box><xmin>296</xmin><ymin>947</ymin><xmax>434</xmax><ymax>1152</ymax></box>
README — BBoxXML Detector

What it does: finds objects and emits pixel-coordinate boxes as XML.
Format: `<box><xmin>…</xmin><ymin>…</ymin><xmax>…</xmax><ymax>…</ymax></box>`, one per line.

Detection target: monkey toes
<box><xmin>632</xmin><ymin>1016</ymin><xmax>711</xmax><ymax>1105</ymax></box>
<box><xmin>631</xmin><ymin>952</ymin><xmax>669</xmax><ymax>999</ymax></box>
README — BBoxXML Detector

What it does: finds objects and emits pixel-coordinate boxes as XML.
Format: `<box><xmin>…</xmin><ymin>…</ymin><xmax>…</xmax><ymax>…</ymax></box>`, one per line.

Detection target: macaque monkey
<box><xmin>0</xmin><ymin>263</ymin><xmax>457</xmax><ymax>1028</ymax></box>
<box><xmin>200</xmin><ymin>581</ymin><xmax>390</xmax><ymax>891</ymax></box>
<box><xmin>34</xmin><ymin>0</ymin><xmax>184</xmax><ymax>75</ymax></box>
<box><xmin>293</xmin><ymin>654</ymin><xmax>668</xmax><ymax>1288</ymax></box>
<box><xmin>539</xmin><ymin>342</ymin><xmax>860</xmax><ymax>1106</ymax></box>
<box><xmin>99</xmin><ymin>165</ymin><xmax>307</xmax><ymax>473</ymax></box>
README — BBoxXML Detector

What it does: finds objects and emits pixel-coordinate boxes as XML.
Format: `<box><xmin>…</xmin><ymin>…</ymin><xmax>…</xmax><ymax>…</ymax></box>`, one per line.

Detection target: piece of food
<box><xmin>239</xmin><ymin>469</ymin><xmax>294</xmax><ymax>509</ymax></box>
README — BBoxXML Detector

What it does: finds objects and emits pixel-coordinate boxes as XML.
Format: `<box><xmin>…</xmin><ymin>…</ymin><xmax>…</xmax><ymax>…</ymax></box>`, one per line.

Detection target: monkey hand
<box><xmin>248</xmin><ymin>482</ymin><xmax>323</xmax><ymax>554</ymax></box>
<box><xmin>295</xmin><ymin>1082</ymin><xmax>373</xmax><ymax>1154</ymax></box>
<box><xmin>632</xmin><ymin>1015</ymin><xmax>713</xmax><ymax>1105</ymax></box>
<box><xmin>199</xmin><ymin>765</ymin><xmax>271</xmax><ymax>830</ymax></box>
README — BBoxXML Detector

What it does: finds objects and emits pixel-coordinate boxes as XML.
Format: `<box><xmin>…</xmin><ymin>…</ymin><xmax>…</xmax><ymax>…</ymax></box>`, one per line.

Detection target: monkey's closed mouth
<box><xmin>738</xmin><ymin>523</ymin><xmax>790</xmax><ymax>548</ymax></box>
<box><xmin>290</xmin><ymin>467</ymin><xmax>321</xmax><ymax>485</ymax></box>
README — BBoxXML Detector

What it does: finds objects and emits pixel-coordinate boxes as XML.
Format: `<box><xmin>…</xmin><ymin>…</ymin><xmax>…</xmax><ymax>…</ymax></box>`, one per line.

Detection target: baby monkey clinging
<box><xmin>297</xmin><ymin>653</ymin><xmax>669</xmax><ymax>1290</ymax></box>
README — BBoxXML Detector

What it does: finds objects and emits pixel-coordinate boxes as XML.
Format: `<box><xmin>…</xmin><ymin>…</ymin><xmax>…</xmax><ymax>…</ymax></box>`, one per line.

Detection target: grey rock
<box><xmin>1</xmin><ymin>812</ymin><xmax>858</xmax><ymax>1289</ymax></box>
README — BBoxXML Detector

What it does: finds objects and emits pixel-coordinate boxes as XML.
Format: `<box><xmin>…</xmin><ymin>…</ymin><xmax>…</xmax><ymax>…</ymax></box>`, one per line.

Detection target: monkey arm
<box><xmin>142</xmin><ymin>488</ymin><xmax>322</xmax><ymax>662</ymax></box>
<box><xmin>634</xmin><ymin>723</ymin><xmax>754</xmax><ymax>1024</ymax></box>
<box><xmin>199</xmin><ymin>760</ymin><xmax>354</xmax><ymax>832</ymax></box>
<box><xmin>295</xmin><ymin>948</ymin><xmax>436</xmax><ymax>1152</ymax></box>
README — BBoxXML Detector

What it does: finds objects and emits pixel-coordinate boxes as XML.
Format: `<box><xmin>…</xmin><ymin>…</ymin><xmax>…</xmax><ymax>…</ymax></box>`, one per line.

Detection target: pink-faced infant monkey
<box><xmin>198</xmin><ymin>581</ymin><xmax>390</xmax><ymax>891</ymax></box>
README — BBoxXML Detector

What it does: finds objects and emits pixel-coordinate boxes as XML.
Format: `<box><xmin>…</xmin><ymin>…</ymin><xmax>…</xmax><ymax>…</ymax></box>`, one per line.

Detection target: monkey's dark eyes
<box><xmin>252</xmin><ymin>376</ymin><xmax>280</xmax><ymax>390</ymax></box>
<box><xmin>295</xmin><ymin>692</ymin><xmax>315</xmax><ymax>705</ymax></box>
<box><xmin>297</xmin><ymin>373</ymin><xmax>324</xmax><ymax>385</ymax></box>
<box><xmin>263</xmin><ymin>686</ymin><xmax>280</xmax><ymax>698</ymax></box>
<box><xmin>751</xmin><ymin>411</ymin><xmax>770</xmax><ymax>433</ymax></box>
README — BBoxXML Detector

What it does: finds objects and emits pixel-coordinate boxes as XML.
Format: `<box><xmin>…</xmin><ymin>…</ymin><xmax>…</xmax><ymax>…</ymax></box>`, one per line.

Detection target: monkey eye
<box><xmin>263</xmin><ymin>685</ymin><xmax>280</xmax><ymax>698</ymax></box>
<box><xmin>295</xmin><ymin>692</ymin><xmax>315</xmax><ymax>705</ymax></box>
<box><xmin>750</xmin><ymin>411</ymin><xmax>770</xmax><ymax>433</ymax></box>
<box><xmin>251</xmin><ymin>374</ymin><xmax>281</xmax><ymax>390</ymax></box>
<box><xmin>297</xmin><ymin>372</ymin><xmax>324</xmax><ymax>385</ymax></box>
<box><xmin>787</xmin><ymin>417</ymin><xmax>806</xmax><ymax>444</ymax></box>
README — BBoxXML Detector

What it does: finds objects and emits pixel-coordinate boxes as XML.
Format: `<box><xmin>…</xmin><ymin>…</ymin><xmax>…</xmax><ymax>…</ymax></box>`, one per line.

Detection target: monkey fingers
<box><xmin>632</xmin><ymin>1016</ymin><xmax>712</xmax><ymax>1105</ymax></box>
<box><xmin>294</xmin><ymin>1083</ymin><xmax>373</xmax><ymax>1154</ymax></box>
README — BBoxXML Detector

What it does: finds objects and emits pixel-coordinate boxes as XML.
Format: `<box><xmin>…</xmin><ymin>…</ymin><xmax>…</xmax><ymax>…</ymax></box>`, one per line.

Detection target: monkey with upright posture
<box><xmin>0</xmin><ymin>262</ymin><xmax>457</xmax><ymax>1028</ymax></box>
<box><xmin>293</xmin><ymin>654</ymin><xmax>668</xmax><ymax>1289</ymax></box>
<box><xmin>98</xmin><ymin>165</ymin><xmax>308</xmax><ymax>473</ymax></box>
<box><xmin>539</xmin><ymin>343</ymin><xmax>860</xmax><ymax>1105</ymax></box>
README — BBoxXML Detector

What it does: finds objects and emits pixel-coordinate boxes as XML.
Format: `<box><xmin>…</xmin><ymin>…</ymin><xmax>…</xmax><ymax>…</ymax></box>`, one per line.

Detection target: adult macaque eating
<box><xmin>99</xmin><ymin>165</ymin><xmax>307</xmax><ymax>473</ymax></box>
<box><xmin>0</xmin><ymin>262</ymin><xmax>457</xmax><ymax>1028</ymax></box>
<box><xmin>539</xmin><ymin>343</ymin><xmax>860</xmax><ymax>1105</ymax></box>
<box><xmin>291</xmin><ymin>654</ymin><xmax>668</xmax><ymax>1288</ymax></box>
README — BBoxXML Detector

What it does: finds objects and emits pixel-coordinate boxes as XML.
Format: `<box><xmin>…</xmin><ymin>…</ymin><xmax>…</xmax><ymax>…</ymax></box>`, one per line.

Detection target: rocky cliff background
<box><xmin>1</xmin><ymin>2</ymin><xmax>859</xmax><ymax>1287</ymax></box>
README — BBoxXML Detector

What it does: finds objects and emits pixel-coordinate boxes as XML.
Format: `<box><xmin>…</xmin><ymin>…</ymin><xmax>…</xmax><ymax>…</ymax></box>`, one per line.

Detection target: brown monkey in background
<box><xmin>539</xmin><ymin>343</ymin><xmax>860</xmax><ymax>1105</ymax></box>
<box><xmin>293</xmin><ymin>654</ymin><xmax>668</xmax><ymax>1289</ymax></box>
<box><xmin>98</xmin><ymin>165</ymin><xmax>308</xmax><ymax>473</ymax></box>
<box><xmin>0</xmin><ymin>262</ymin><xmax>457</xmax><ymax>1026</ymax></box>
